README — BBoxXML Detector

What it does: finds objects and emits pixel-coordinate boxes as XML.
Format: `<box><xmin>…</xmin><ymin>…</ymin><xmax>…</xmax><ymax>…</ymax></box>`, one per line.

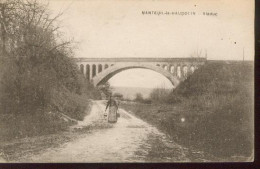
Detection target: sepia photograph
<box><xmin>0</xmin><ymin>0</ymin><xmax>254</xmax><ymax>163</ymax></box>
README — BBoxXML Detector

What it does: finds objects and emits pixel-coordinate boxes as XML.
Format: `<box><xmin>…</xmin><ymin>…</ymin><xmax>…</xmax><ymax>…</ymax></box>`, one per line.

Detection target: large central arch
<box><xmin>92</xmin><ymin>63</ymin><xmax>180</xmax><ymax>87</ymax></box>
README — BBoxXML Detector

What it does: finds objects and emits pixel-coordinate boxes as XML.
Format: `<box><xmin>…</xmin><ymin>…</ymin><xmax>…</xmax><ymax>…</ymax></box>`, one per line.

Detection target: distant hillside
<box><xmin>111</xmin><ymin>86</ymin><xmax>172</xmax><ymax>100</ymax></box>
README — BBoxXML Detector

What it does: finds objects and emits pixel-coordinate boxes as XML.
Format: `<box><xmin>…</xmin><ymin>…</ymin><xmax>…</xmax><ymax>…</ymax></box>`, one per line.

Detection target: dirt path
<box><xmin>1</xmin><ymin>100</ymin><xmax>199</xmax><ymax>162</ymax></box>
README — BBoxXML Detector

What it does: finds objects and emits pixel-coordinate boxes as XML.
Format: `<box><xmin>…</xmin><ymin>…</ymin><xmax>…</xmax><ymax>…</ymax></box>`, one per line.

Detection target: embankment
<box><xmin>120</xmin><ymin>61</ymin><xmax>254</xmax><ymax>161</ymax></box>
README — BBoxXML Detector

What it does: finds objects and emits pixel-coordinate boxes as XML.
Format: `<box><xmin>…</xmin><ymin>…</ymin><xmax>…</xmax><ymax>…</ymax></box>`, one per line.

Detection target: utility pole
<box><xmin>0</xmin><ymin>1</ymin><xmax>7</xmax><ymax>56</ymax></box>
<box><xmin>243</xmin><ymin>47</ymin><xmax>245</xmax><ymax>62</ymax></box>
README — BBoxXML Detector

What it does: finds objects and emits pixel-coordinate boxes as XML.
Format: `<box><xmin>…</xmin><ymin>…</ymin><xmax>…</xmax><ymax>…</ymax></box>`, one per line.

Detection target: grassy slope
<box><xmin>121</xmin><ymin>62</ymin><xmax>254</xmax><ymax>160</ymax></box>
<box><xmin>0</xmin><ymin>93</ymin><xmax>92</xmax><ymax>141</ymax></box>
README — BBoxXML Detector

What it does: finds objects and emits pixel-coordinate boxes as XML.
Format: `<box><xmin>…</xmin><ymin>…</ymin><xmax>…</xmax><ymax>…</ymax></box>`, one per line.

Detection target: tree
<box><xmin>113</xmin><ymin>92</ymin><xmax>123</xmax><ymax>100</ymax></box>
<box><xmin>0</xmin><ymin>0</ymin><xmax>94</xmax><ymax>115</ymax></box>
<box><xmin>149</xmin><ymin>87</ymin><xmax>171</xmax><ymax>103</ymax></box>
<box><xmin>98</xmin><ymin>82</ymin><xmax>112</xmax><ymax>98</ymax></box>
<box><xmin>134</xmin><ymin>93</ymin><xmax>144</xmax><ymax>103</ymax></box>
<box><xmin>0</xmin><ymin>0</ymin><xmax>102</xmax><ymax>140</ymax></box>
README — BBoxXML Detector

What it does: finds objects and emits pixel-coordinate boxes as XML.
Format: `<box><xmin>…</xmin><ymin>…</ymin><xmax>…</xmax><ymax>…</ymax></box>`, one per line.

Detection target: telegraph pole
<box><xmin>243</xmin><ymin>47</ymin><xmax>245</xmax><ymax>62</ymax></box>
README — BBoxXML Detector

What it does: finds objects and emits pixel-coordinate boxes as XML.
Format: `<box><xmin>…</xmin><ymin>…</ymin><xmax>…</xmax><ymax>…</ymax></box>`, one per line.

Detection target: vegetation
<box><xmin>134</xmin><ymin>93</ymin><xmax>144</xmax><ymax>102</ymax></box>
<box><xmin>98</xmin><ymin>82</ymin><xmax>112</xmax><ymax>99</ymax></box>
<box><xmin>121</xmin><ymin>62</ymin><xmax>254</xmax><ymax>160</ymax></box>
<box><xmin>134</xmin><ymin>93</ymin><xmax>151</xmax><ymax>104</ymax></box>
<box><xmin>149</xmin><ymin>86</ymin><xmax>172</xmax><ymax>103</ymax></box>
<box><xmin>113</xmin><ymin>92</ymin><xmax>123</xmax><ymax>100</ymax></box>
<box><xmin>0</xmin><ymin>0</ymin><xmax>100</xmax><ymax>141</ymax></box>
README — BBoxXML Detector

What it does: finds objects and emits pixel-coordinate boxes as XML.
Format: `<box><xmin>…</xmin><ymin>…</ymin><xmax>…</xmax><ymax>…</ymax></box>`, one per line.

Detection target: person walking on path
<box><xmin>105</xmin><ymin>96</ymin><xmax>119</xmax><ymax>123</ymax></box>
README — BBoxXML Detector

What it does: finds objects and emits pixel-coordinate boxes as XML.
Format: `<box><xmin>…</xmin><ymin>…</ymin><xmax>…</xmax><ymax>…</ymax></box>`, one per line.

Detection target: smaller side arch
<box><xmin>183</xmin><ymin>65</ymin><xmax>188</xmax><ymax>78</ymax></box>
<box><xmin>170</xmin><ymin>65</ymin><xmax>175</xmax><ymax>74</ymax></box>
<box><xmin>86</xmin><ymin>64</ymin><xmax>90</xmax><ymax>80</ymax></box>
<box><xmin>92</xmin><ymin>64</ymin><xmax>97</xmax><ymax>77</ymax></box>
<box><xmin>190</xmin><ymin>65</ymin><xmax>195</xmax><ymax>73</ymax></box>
<box><xmin>104</xmin><ymin>64</ymin><xmax>109</xmax><ymax>69</ymax></box>
<box><xmin>177</xmin><ymin>65</ymin><xmax>181</xmax><ymax>78</ymax></box>
<box><xmin>163</xmin><ymin>64</ymin><xmax>168</xmax><ymax>70</ymax></box>
<box><xmin>98</xmin><ymin>64</ymin><xmax>102</xmax><ymax>73</ymax></box>
<box><xmin>80</xmin><ymin>64</ymin><xmax>84</xmax><ymax>74</ymax></box>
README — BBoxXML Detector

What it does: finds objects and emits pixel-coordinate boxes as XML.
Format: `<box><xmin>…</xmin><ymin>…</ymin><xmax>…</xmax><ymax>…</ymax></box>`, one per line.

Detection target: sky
<box><xmin>109</xmin><ymin>69</ymin><xmax>173</xmax><ymax>89</ymax></box>
<box><xmin>47</xmin><ymin>0</ymin><xmax>254</xmax><ymax>88</ymax></box>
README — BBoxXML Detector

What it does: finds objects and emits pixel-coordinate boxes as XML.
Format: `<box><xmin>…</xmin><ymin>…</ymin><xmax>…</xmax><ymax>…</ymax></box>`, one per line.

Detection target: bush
<box><xmin>113</xmin><ymin>92</ymin><xmax>124</xmax><ymax>100</ymax></box>
<box><xmin>134</xmin><ymin>93</ymin><xmax>144</xmax><ymax>102</ymax></box>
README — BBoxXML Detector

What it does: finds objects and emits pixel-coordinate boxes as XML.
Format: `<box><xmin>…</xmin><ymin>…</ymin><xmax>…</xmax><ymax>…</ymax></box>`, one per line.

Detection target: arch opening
<box><xmin>98</xmin><ymin>64</ymin><xmax>102</xmax><ymax>73</ymax></box>
<box><xmin>104</xmin><ymin>64</ymin><xmax>109</xmax><ymax>69</ymax></box>
<box><xmin>109</xmin><ymin>68</ymin><xmax>174</xmax><ymax>88</ymax></box>
<box><xmin>177</xmin><ymin>66</ymin><xmax>181</xmax><ymax>78</ymax></box>
<box><xmin>106</xmin><ymin>68</ymin><xmax>174</xmax><ymax>99</ymax></box>
<box><xmin>86</xmin><ymin>64</ymin><xmax>90</xmax><ymax>80</ymax></box>
<box><xmin>92</xmin><ymin>64</ymin><xmax>96</xmax><ymax>77</ymax></box>
<box><xmin>80</xmin><ymin>64</ymin><xmax>84</xmax><ymax>74</ymax></box>
<box><xmin>163</xmin><ymin>64</ymin><xmax>168</xmax><ymax>70</ymax></box>
<box><xmin>170</xmin><ymin>65</ymin><xmax>174</xmax><ymax>74</ymax></box>
<box><xmin>95</xmin><ymin>65</ymin><xmax>179</xmax><ymax>87</ymax></box>
<box><xmin>183</xmin><ymin>66</ymin><xmax>188</xmax><ymax>78</ymax></box>
<box><xmin>190</xmin><ymin>66</ymin><xmax>195</xmax><ymax>73</ymax></box>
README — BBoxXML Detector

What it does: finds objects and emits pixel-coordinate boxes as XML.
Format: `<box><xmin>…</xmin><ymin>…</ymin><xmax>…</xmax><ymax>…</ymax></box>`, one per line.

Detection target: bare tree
<box><xmin>0</xmin><ymin>0</ymin><xmax>73</xmax><ymax>59</ymax></box>
<box><xmin>0</xmin><ymin>0</ymin><xmax>78</xmax><ymax>114</ymax></box>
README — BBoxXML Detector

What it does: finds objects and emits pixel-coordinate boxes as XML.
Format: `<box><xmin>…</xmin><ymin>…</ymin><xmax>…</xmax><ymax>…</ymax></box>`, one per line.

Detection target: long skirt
<box><xmin>108</xmin><ymin>105</ymin><xmax>117</xmax><ymax>123</ymax></box>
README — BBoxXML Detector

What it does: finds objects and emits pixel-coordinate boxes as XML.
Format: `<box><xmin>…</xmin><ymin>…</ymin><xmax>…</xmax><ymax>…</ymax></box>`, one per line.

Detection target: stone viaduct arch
<box><xmin>94</xmin><ymin>63</ymin><xmax>179</xmax><ymax>87</ymax></box>
<box><xmin>74</xmin><ymin>57</ymin><xmax>206</xmax><ymax>87</ymax></box>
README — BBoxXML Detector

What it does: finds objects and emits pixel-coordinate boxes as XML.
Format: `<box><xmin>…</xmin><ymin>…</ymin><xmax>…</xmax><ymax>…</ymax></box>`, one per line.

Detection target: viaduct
<box><xmin>74</xmin><ymin>57</ymin><xmax>207</xmax><ymax>87</ymax></box>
